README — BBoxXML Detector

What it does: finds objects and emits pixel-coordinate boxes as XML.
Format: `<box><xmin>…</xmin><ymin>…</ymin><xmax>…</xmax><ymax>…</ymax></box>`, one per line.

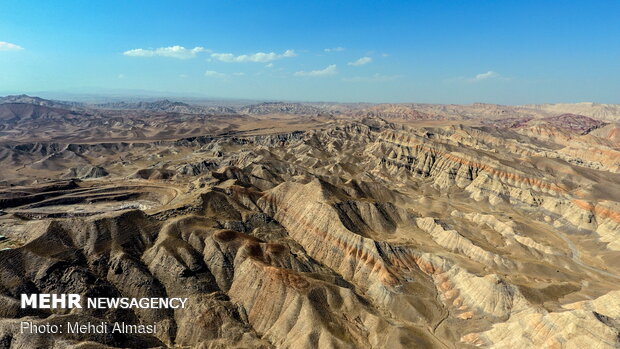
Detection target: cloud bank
<box><xmin>294</xmin><ymin>64</ymin><xmax>337</xmax><ymax>77</ymax></box>
<box><xmin>348</xmin><ymin>57</ymin><xmax>372</xmax><ymax>66</ymax></box>
<box><xmin>211</xmin><ymin>50</ymin><xmax>296</xmax><ymax>63</ymax></box>
<box><xmin>324</xmin><ymin>47</ymin><xmax>345</xmax><ymax>52</ymax></box>
<box><xmin>205</xmin><ymin>70</ymin><xmax>246</xmax><ymax>78</ymax></box>
<box><xmin>205</xmin><ymin>70</ymin><xmax>226</xmax><ymax>78</ymax></box>
<box><xmin>123</xmin><ymin>46</ymin><xmax>206</xmax><ymax>59</ymax></box>
<box><xmin>0</xmin><ymin>41</ymin><xmax>24</xmax><ymax>51</ymax></box>
<box><xmin>473</xmin><ymin>71</ymin><xmax>499</xmax><ymax>81</ymax></box>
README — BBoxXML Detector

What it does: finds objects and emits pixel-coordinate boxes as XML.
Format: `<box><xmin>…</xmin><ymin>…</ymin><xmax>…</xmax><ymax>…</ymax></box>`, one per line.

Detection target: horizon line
<box><xmin>0</xmin><ymin>91</ymin><xmax>616</xmax><ymax>107</ymax></box>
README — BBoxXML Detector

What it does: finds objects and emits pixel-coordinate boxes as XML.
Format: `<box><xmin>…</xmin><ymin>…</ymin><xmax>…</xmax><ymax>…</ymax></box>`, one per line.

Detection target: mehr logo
<box><xmin>21</xmin><ymin>294</ymin><xmax>82</xmax><ymax>309</ymax></box>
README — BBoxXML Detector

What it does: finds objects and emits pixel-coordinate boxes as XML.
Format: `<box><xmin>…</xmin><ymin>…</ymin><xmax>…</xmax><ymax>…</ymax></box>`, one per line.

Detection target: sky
<box><xmin>0</xmin><ymin>0</ymin><xmax>619</xmax><ymax>104</ymax></box>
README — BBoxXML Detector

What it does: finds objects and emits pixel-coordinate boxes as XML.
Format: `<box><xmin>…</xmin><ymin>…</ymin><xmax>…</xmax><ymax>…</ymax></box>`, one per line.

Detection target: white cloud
<box><xmin>0</xmin><ymin>41</ymin><xmax>24</xmax><ymax>51</ymax></box>
<box><xmin>473</xmin><ymin>70</ymin><xmax>499</xmax><ymax>81</ymax></box>
<box><xmin>123</xmin><ymin>45</ymin><xmax>206</xmax><ymax>59</ymax></box>
<box><xmin>179</xmin><ymin>74</ymin><xmax>188</xmax><ymax>78</ymax></box>
<box><xmin>205</xmin><ymin>70</ymin><xmax>225</xmax><ymax>78</ymax></box>
<box><xmin>204</xmin><ymin>71</ymin><xmax>245</xmax><ymax>78</ymax></box>
<box><xmin>342</xmin><ymin>73</ymin><xmax>401</xmax><ymax>82</ymax></box>
<box><xmin>324</xmin><ymin>47</ymin><xmax>345</xmax><ymax>52</ymax></box>
<box><xmin>448</xmin><ymin>71</ymin><xmax>508</xmax><ymax>83</ymax></box>
<box><xmin>211</xmin><ymin>49</ymin><xmax>296</xmax><ymax>63</ymax></box>
<box><xmin>294</xmin><ymin>64</ymin><xmax>338</xmax><ymax>77</ymax></box>
<box><xmin>117</xmin><ymin>74</ymin><xmax>125</xmax><ymax>79</ymax></box>
<box><xmin>265</xmin><ymin>63</ymin><xmax>274</xmax><ymax>68</ymax></box>
<box><xmin>348</xmin><ymin>57</ymin><xmax>372</xmax><ymax>66</ymax></box>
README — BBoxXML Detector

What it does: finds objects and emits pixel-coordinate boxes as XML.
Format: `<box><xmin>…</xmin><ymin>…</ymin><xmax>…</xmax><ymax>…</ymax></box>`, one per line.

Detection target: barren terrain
<box><xmin>0</xmin><ymin>96</ymin><xmax>619</xmax><ymax>348</ymax></box>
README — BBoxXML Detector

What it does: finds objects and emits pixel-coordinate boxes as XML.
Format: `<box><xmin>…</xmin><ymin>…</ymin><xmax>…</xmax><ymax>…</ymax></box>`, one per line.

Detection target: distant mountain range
<box><xmin>0</xmin><ymin>94</ymin><xmax>83</xmax><ymax>109</ymax></box>
<box><xmin>1</xmin><ymin>94</ymin><xmax>619</xmax><ymax>121</ymax></box>
<box><xmin>94</xmin><ymin>99</ymin><xmax>238</xmax><ymax>115</ymax></box>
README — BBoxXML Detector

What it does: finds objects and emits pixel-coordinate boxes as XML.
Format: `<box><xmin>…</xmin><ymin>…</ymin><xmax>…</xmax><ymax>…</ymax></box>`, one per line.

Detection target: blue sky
<box><xmin>0</xmin><ymin>0</ymin><xmax>619</xmax><ymax>104</ymax></box>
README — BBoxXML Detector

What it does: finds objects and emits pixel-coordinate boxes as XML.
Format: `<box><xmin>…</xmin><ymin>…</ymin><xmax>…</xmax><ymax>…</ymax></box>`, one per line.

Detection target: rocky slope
<box><xmin>238</xmin><ymin>102</ymin><xmax>330</xmax><ymax>116</ymax></box>
<box><xmin>520</xmin><ymin>102</ymin><xmax>620</xmax><ymax>122</ymax></box>
<box><xmin>94</xmin><ymin>99</ymin><xmax>238</xmax><ymax>115</ymax></box>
